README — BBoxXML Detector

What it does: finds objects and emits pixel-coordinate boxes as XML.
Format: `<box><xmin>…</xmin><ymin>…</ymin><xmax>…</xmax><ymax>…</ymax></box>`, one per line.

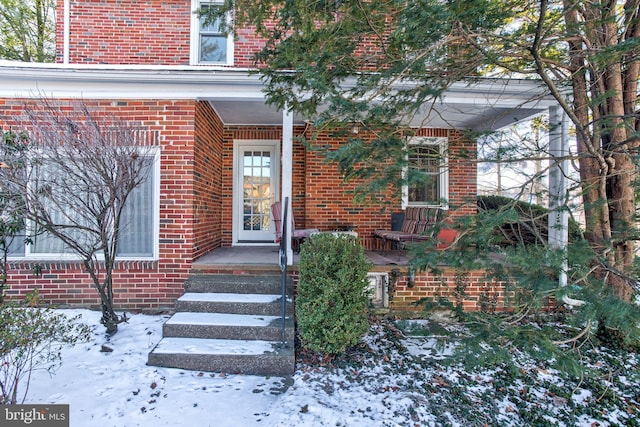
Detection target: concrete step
<box><xmin>147</xmin><ymin>337</ymin><xmax>295</xmax><ymax>376</ymax></box>
<box><xmin>185</xmin><ymin>273</ymin><xmax>293</xmax><ymax>295</ymax></box>
<box><xmin>175</xmin><ymin>292</ymin><xmax>293</xmax><ymax>316</ymax></box>
<box><xmin>162</xmin><ymin>312</ymin><xmax>295</xmax><ymax>341</ymax></box>
<box><xmin>148</xmin><ymin>272</ymin><xmax>296</xmax><ymax>376</ymax></box>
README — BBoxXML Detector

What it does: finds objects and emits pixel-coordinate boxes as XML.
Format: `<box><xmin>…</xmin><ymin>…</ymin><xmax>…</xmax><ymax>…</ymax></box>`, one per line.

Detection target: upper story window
<box><xmin>403</xmin><ymin>136</ymin><xmax>449</xmax><ymax>208</ymax></box>
<box><xmin>191</xmin><ymin>0</ymin><xmax>234</xmax><ymax>65</ymax></box>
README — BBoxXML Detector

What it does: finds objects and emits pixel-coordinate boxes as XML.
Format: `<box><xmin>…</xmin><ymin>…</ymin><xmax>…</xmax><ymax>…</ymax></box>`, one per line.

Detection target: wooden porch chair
<box><xmin>373</xmin><ymin>206</ymin><xmax>440</xmax><ymax>253</ymax></box>
<box><xmin>271</xmin><ymin>201</ymin><xmax>319</xmax><ymax>252</ymax></box>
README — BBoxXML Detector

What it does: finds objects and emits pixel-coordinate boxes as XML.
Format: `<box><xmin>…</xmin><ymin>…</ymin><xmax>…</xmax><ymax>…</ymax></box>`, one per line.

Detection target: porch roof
<box><xmin>0</xmin><ymin>61</ymin><xmax>557</xmax><ymax>131</ymax></box>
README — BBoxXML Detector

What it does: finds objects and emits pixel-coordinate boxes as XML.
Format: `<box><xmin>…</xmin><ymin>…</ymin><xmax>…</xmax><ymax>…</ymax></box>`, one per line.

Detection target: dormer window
<box><xmin>190</xmin><ymin>0</ymin><xmax>234</xmax><ymax>65</ymax></box>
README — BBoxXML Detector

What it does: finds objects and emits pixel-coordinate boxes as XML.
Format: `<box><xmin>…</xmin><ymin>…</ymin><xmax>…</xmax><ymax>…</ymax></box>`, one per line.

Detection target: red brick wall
<box><xmin>193</xmin><ymin>101</ymin><xmax>224</xmax><ymax>257</ymax></box>
<box><xmin>0</xmin><ymin>98</ymin><xmax>198</xmax><ymax>311</ymax></box>
<box><xmin>235</xmin><ymin>25</ymin><xmax>270</xmax><ymax>69</ymax></box>
<box><xmin>53</xmin><ymin>1</ymin><xmax>408</xmax><ymax>70</ymax></box>
<box><xmin>446</xmin><ymin>129</ymin><xmax>478</xmax><ymax>218</ymax></box>
<box><xmin>301</xmin><ymin>128</ymin><xmax>384</xmax><ymax>248</ymax></box>
<box><xmin>301</xmin><ymin>128</ymin><xmax>477</xmax><ymax>249</ymax></box>
<box><xmin>57</xmin><ymin>0</ymin><xmax>190</xmax><ymax>65</ymax></box>
<box><xmin>55</xmin><ymin>0</ymin><xmax>265</xmax><ymax>67</ymax></box>
<box><xmin>289</xmin><ymin>265</ymin><xmax>507</xmax><ymax>314</ymax></box>
<box><xmin>388</xmin><ymin>267</ymin><xmax>507</xmax><ymax>313</ymax></box>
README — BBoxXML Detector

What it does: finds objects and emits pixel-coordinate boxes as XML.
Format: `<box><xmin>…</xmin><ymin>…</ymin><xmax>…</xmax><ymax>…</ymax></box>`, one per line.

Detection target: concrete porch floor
<box><xmin>192</xmin><ymin>245</ymin><xmax>409</xmax><ymax>268</ymax></box>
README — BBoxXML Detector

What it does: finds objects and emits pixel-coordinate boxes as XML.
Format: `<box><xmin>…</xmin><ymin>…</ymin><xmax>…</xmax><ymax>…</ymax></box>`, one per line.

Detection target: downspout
<box><xmin>63</xmin><ymin>0</ymin><xmax>70</xmax><ymax>64</ymax></box>
<box><xmin>282</xmin><ymin>108</ymin><xmax>294</xmax><ymax>264</ymax></box>
<box><xmin>548</xmin><ymin>106</ymin><xmax>583</xmax><ymax>306</ymax></box>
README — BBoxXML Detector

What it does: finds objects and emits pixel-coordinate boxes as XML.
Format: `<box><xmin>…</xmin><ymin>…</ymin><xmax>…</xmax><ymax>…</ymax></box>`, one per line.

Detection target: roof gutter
<box><xmin>0</xmin><ymin>61</ymin><xmax>556</xmax><ymax>101</ymax></box>
<box><xmin>0</xmin><ymin>61</ymin><xmax>265</xmax><ymax>100</ymax></box>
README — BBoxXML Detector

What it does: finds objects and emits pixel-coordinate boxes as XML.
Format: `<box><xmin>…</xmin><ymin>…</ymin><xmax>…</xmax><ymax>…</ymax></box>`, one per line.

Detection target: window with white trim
<box><xmin>404</xmin><ymin>136</ymin><xmax>448</xmax><ymax>208</ymax></box>
<box><xmin>190</xmin><ymin>0</ymin><xmax>234</xmax><ymax>65</ymax></box>
<box><xmin>115</xmin><ymin>155</ymin><xmax>157</xmax><ymax>258</ymax></box>
<box><xmin>9</xmin><ymin>151</ymin><xmax>159</xmax><ymax>260</ymax></box>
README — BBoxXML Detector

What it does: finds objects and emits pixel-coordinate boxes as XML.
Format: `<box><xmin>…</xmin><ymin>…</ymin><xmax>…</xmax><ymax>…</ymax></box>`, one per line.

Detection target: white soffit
<box><xmin>0</xmin><ymin>62</ymin><xmax>556</xmax><ymax>130</ymax></box>
<box><xmin>209</xmin><ymin>100</ymin><xmax>306</xmax><ymax>126</ymax></box>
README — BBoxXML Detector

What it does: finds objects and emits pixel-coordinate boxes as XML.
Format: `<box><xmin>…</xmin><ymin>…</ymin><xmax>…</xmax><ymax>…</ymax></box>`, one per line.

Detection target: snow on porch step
<box><xmin>163</xmin><ymin>312</ymin><xmax>295</xmax><ymax>341</ymax></box>
<box><xmin>169</xmin><ymin>311</ymin><xmax>281</xmax><ymax>326</ymax></box>
<box><xmin>152</xmin><ymin>337</ymin><xmax>276</xmax><ymax>355</ymax></box>
<box><xmin>175</xmin><ymin>292</ymin><xmax>293</xmax><ymax>315</ymax></box>
<box><xmin>147</xmin><ymin>337</ymin><xmax>295</xmax><ymax>376</ymax></box>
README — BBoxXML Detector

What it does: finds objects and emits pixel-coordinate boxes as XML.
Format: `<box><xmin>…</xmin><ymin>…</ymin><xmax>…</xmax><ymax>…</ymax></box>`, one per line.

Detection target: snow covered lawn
<box><xmin>23</xmin><ymin>310</ymin><xmax>639</xmax><ymax>426</ymax></box>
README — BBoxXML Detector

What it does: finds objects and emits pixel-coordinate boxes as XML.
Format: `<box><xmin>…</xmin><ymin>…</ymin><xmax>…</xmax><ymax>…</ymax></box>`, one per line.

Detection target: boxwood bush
<box><xmin>297</xmin><ymin>233</ymin><xmax>371</xmax><ymax>356</ymax></box>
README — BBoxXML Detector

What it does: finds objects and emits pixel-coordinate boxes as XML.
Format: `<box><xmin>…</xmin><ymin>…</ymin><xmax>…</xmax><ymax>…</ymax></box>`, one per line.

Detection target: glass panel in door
<box><xmin>237</xmin><ymin>147</ymin><xmax>276</xmax><ymax>241</ymax></box>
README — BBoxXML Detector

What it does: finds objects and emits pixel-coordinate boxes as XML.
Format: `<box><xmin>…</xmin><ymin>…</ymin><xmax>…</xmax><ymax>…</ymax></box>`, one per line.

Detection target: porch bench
<box><xmin>373</xmin><ymin>207</ymin><xmax>440</xmax><ymax>252</ymax></box>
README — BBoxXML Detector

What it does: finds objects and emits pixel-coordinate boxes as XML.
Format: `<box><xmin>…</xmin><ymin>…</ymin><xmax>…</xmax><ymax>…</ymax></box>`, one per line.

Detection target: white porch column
<box><xmin>282</xmin><ymin>108</ymin><xmax>294</xmax><ymax>264</ymax></box>
<box><xmin>548</xmin><ymin>106</ymin><xmax>570</xmax><ymax>286</ymax></box>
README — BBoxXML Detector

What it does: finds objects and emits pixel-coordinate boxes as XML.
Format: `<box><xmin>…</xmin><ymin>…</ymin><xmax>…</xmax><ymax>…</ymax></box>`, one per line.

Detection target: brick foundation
<box><xmin>388</xmin><ymin>267</ymin><xmax>507</xmax><ymax>313</ymax></box>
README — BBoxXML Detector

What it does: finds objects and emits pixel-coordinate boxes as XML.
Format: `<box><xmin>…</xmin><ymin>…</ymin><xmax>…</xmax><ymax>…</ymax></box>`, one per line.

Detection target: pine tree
<box><xmin>209</xmin><ymin>0</ymin><xmax>640</xmax><ymax>369</ymax></box>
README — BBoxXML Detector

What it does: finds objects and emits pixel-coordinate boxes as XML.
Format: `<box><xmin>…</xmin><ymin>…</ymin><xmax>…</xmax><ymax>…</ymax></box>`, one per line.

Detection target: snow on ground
<box><xmin>22</xmin><ymin>310</ymin><xmax>639</xmax><ymax>427</ymax></box>
<box><xmin>24</xmin><ymin>310</ymin><xmax>284</xmax><ymax>427</ymax></box>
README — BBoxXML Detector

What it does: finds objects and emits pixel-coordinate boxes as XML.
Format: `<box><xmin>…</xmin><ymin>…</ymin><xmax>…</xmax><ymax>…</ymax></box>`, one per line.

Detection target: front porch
<box><xmin>191</xmin><ymin>244</ymin><xmax>509</xmax><ymax>315</ymax></box>
<box><xmin>192</xmin><ymin>245</ymin><xmax>410</xmax><ymax>270</ymax></box>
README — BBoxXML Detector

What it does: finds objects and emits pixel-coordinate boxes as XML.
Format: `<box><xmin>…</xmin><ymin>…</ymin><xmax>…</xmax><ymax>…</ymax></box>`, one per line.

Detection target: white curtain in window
<box><xmin>30</xmin><ymin>158</ymin><xmax>154</xmax><ymax>258</ymax></box>
<box><xmin>31</xmin><ymin>162</ymin><xmax>88</xmax><ymax>255</ymax></box>
<box><xmin>7</xmin><ymin>233</ymin><xmax>26</xmax><ymax>256</ymax></box>
<box><xmin>32</xmin><ymin>207</ymin><xmax>70</xmax><ymax>254</ymax></box>
<box><xmin>117</xmin><ymin>158</ymin><xmax>154</xmax><ymax>257</ymax></box>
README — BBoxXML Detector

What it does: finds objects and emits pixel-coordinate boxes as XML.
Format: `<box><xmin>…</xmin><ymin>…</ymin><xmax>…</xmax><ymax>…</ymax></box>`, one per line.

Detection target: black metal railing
<box><xmin>278</xmin><ymin>196</ymin><xmax>289</xmax><ymax>347</ymax></box>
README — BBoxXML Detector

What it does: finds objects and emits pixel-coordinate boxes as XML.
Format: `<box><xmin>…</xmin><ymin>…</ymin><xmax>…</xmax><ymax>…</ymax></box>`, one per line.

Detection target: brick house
<box><xmin>0</xmin><ymin>0</ymin><xmax>562</xmax><ymax>315</ymax></box>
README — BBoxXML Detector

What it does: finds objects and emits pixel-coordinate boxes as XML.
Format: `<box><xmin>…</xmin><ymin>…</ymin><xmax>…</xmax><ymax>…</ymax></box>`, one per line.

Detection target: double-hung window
<box><xmin>191</xmin><ymin>0</ymin><xmax>234</xmax><ymax>65</ymax></box>
<box><xmin>404</xmin><ymin>136</ymin><xmax>449</xmax><ymax>208</ymax></box>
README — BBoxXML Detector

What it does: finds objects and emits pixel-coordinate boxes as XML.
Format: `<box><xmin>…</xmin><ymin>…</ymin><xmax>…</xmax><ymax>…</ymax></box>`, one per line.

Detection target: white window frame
<box><xmin>402</xmin><ymin>136</ymin><xmax>449</xmax><ymax>209</ymax></box>
<box><xmin>232</xmin><ymin>139</ymin><xmax>280</xmax><ymax>244</ymax></box>
<box><xmin>190</xmin><ymin>0</ymin><xmax>234</xmax><ymax>66</ymax></box>
<box><xmin>13</xmin><ymin>147</ymin><xmax>161</xmax><ymax>261</ymax></box>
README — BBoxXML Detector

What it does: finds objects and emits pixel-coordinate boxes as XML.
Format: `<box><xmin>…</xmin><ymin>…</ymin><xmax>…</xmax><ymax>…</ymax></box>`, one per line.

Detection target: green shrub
<box><xmin>297</xmin><ymin>233</ymin><xmax>371</xmax><ymax>356</ymax></box>
<box><xmin>0</xmin><ymin>290</ymin><xmax>91</xmax><ymax>404</ymax></box>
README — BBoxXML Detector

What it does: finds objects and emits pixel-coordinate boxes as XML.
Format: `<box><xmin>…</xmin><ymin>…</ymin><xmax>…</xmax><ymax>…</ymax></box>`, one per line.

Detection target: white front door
<box><xmin>233</xmin><ymin>140</ymin><xmax>280</xmax><ymax>243</ymax></box>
